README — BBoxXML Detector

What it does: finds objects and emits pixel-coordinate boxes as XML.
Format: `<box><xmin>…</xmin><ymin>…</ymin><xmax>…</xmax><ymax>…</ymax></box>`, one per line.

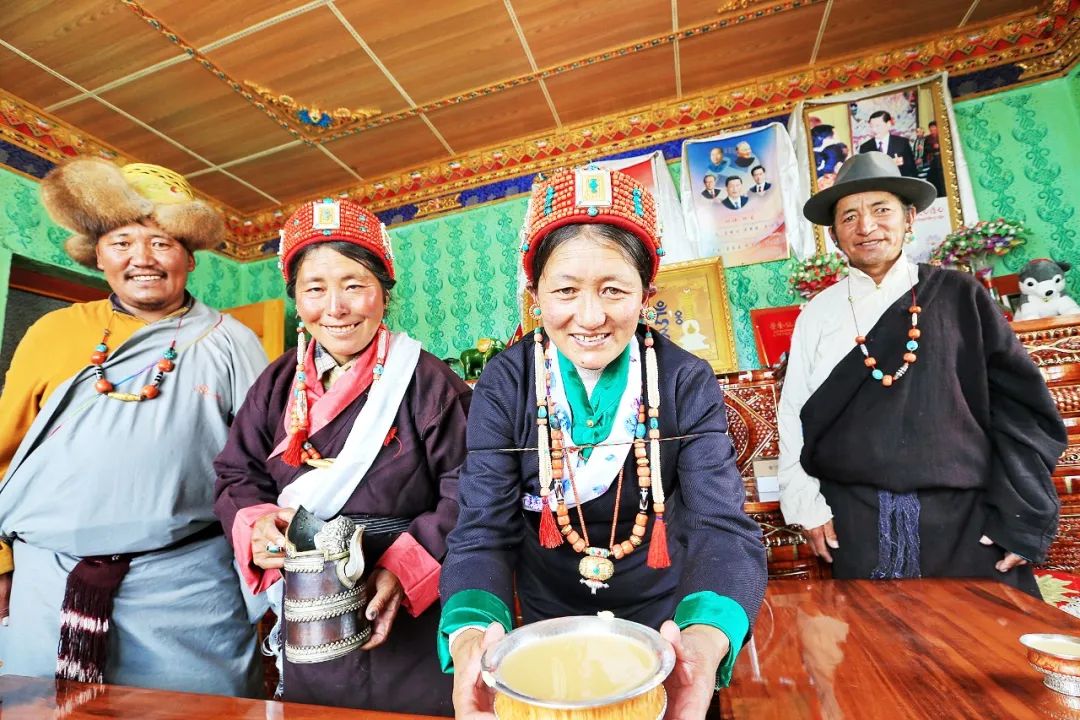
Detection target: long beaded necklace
<box><xmin>534</xmin><ymin>326</ymin><xmax>670</xmax><ymax>595</ymax></box>
<box><xmin>848</xmin><ymin>266</ymin><xmax>922</xmax><ymax>387</ymax></box>
<box><xmin>283</xmin><ymin>321</ymin><xmax>389</xmax><ymax>468</ymax></box>
<box><xmin>89</xmin><ymin>311</ymin><xmax>185</xmax><ymax>402</ymax></box>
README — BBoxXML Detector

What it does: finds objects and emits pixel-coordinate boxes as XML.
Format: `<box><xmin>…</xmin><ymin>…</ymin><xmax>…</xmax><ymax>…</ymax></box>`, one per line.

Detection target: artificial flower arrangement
<box><xmin>929</xmin><ymin>218</ymin><xmax>1027</xmax><ymax>271</ymax></box>
<box><xmin>790</xmin><ymin>252</ymin><xmax>849</xmax><ymax>300</ymax></box>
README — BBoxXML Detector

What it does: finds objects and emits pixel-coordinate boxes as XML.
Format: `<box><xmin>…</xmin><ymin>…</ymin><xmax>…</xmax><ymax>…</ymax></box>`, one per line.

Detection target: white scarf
<box><xmin>277</xmin><ymin>332</ymin><xmax>422</xmax><ymax>519</ymax></box>
<box><xmin>522</xmin><ymin>341</ymin><xmax>641</xmax><ymax>512</ymax></box>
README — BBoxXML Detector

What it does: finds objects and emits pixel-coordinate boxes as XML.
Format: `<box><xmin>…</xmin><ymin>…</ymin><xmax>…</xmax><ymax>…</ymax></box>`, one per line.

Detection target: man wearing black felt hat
<box><xmin>777</xmin><ymin>151</ymin><xmax>1065</xmax><ymax>597</ymax></box>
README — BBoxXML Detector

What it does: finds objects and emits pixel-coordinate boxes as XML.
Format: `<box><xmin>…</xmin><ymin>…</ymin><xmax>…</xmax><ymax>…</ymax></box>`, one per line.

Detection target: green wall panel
<box><xmin>384</xmin><ymin>198</ymin><xmax>527</xmax><ymax>359</ymax></box>
<box><xmin>954</xmin><ymin>65</ymin><xmax>1080</xmax><ymax>294</ymax></box>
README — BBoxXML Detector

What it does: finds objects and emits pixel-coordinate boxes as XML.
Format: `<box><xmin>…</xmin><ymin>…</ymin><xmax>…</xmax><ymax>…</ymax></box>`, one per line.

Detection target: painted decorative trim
<box><xmin>1</xmin><ymin>1</ymin><xmax>1075</xmax><ymax>261</ymax></box>
<box><xmin>244</xmin><ymin>82</ymin><xmax>381</xmax><ymax>134</ymax></box>
<box><xmin>413</xmin><ymin>193</ymin><xmax>463</xmax><ymax>219</ymax></box>
<box><xmin>0</xmin><ymin>94</ymin><xmax>125</xmax><ymax>165</ymax></box>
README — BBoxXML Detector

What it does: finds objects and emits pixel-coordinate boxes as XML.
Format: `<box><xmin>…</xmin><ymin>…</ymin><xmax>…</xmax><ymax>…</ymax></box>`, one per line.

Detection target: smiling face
<box><xmin>829</xmin><ymin>191</ymin><xmax>915</xmax><ymax>283</ymax></box>
<box><xmin>533</xmin><ymin>229</ymin><xmax>649</xmax><ymax>370</ymax></box>
<box><xmin>96</xmin><ymin>220</ymin><xmax>193</xmax><ymax>321</ymax></box>
<box><xmin>726</xmin><ymin>177</ymin><xmax>743</xmax><ymax>199</ymax></box>
<box><xmin>293</xmin><ymin>245</ymin><xmax>387</xmax><ymax>364</ymax></box>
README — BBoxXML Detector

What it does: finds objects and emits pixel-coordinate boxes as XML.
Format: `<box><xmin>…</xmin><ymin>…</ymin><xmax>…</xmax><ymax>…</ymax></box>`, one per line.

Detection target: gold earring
<box><xmin>641</xmin><ymin>306</ymin><xmax>658</xmax><ymax>325</ymax></box>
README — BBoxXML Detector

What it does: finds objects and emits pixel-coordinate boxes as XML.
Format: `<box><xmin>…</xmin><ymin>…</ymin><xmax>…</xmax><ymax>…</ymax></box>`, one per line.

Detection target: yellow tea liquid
<box><xmin>1029</xmin><ymin>637</ymin><xmax>1080</xmax><ymax>658</ymax></box>
<box><xmin>498</xmin><ymin>633</ymin><xmax>656</xmax><ymax>702</ymax></box>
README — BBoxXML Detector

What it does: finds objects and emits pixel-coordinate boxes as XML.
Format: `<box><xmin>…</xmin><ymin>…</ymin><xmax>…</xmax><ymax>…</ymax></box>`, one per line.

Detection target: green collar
<box><xmin>556</xmin><ymin>345</ymin><xmax>631</xmax><ymax>460</ymax></box>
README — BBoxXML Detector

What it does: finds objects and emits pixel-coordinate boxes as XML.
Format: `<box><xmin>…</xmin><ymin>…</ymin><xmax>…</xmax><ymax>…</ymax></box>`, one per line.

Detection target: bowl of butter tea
<box><xmin>480</xmin><ymin>614</ymin><xmax>675</xmax><ymax>720</ymax></box>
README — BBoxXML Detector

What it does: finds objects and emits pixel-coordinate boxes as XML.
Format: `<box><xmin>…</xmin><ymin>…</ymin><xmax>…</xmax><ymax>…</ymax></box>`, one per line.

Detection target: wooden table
<box><xmin>0</xmin><ymin>674</ymin><xmax>443</xmax><ymax>719</ymax></box>
<box><xmin>721</xmin><ymin>579</ymin><xmax>1080</xmax><ymax>719</ymax></box>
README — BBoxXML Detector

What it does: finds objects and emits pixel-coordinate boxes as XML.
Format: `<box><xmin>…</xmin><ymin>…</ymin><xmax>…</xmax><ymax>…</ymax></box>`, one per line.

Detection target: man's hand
<box><xmin>251</xmin><ymin>507</ymin><xmax>295</xmax><ymax>570</ymax></box>
<box><xmin>660</xmin><ymin>622</ymin><xmax>729</xmax><ymax>720</ymax></box>
<box><xmin>451</xmin><ymin>623</ymin><xmax>504</xmax><ymax>719</ymax></box>
<box><xmin>980</xmin><ymin>535</ymin><xmax>1029</xmax><ymax>573</ymax></box>
<box><xmin>893</xmin><ymin>155</ymin><xmax>904</xmax><ymax>167</ymax></box>
<box><xmin>0</xmin><ymin>572</ymin><xmax>10</xmax><ymax>626</ymax></box>
<box><xmin>802</xmin><ymin>520</ymin><xmax>839</xmax><ymax>563</ymax></box>
<box><xmin>360</xmin><ymin>569</ymin><xmax>404</xmax><ymax>650</ymax></box>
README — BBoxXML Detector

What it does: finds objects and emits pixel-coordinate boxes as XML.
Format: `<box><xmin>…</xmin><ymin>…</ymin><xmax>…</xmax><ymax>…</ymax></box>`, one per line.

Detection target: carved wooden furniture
<box><xmin>719</xmin><ymin>578</ymin><xmax>1080</xmax><ymax>719</ymax></box>
<box><xmin>1014</xmin><ymin>314</ymin><xmax>1080</xmax><ymax>574</ymax></box>
<box><xmin>719</xmin><ymin>369</ymin><xmax>827</xmax><ymax>580</ymax></box>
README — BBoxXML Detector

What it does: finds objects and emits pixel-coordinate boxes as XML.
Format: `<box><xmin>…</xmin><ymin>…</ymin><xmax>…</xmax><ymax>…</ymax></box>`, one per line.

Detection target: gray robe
<box><xmin>0</xmin><ymin>300</ymin><xmax>268</xmax><ymax>696</ymax></box>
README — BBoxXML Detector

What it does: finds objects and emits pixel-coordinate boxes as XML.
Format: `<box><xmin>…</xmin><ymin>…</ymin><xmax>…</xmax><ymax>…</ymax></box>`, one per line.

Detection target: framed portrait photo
<box><xmin>802</xmin><ymin>79</ymin><xmax>967</xmax><ymax>260</ymax></box>
<box><xmin>652</xmin><ymin>257</ymin><xmax>738</xmax><ymax>374</ymax></box>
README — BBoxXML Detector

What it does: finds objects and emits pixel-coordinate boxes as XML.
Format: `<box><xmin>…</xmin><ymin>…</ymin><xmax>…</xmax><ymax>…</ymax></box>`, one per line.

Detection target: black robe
<box><xmin>215</xmin><ymin>350</ymin><xmax>470</xmax><ymax>716</ymax></box>
<box><xmin>800</xmin><ymin>265</ymin><xmax>1066</xmax><ymax>592</ymax></box>
<box><xmin>440</xmin><ymin>329</ymin><xmax>767</xmax><ymax>635</ymax></box>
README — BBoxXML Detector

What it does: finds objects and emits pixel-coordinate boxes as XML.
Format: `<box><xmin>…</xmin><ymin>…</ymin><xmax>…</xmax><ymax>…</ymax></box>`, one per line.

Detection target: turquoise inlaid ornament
<box><xmin>578</xmin><ymin>554</ymin><xmax>614</xmax><ymax>589</ymax></box>
<box><xmin>872</xmin><ymin>369</ymin><xmax>884</xmax><ymax>380</ymax></box>
<box><xmin>907</xmin><ymin>340</ymin><xmax>919</xmax><ymax>351</ymax></box>
<box><xmin>587</xmin><ymin>207</ymin><xmax>599</xmax><ymax>217</ymax></box>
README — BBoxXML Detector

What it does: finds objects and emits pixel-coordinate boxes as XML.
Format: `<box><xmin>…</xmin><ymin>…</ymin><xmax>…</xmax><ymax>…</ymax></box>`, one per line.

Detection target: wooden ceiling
<box><xmin>0</xmin><ymin>0</ymin><xmax>1062</xmax><ymax>219</ymax></box>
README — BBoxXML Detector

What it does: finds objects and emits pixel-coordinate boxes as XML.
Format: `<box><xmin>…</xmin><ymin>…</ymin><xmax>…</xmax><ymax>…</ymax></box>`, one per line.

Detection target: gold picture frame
<box><xmin>802</xmin><ymin>78</ymin><xmax>966</xmax><ymax>255</ymax></box>
<box><xmin>652</xmin><ymin>257</ymin><xmax>737</xmax><ymax>374</ymax></box>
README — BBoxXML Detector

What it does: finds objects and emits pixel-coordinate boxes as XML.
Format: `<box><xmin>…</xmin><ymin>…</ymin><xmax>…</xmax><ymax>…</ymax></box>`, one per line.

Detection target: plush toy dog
<box><xmin>1013</xmin><ymin>258</ymin><xmax>1080</xmax><ymax>321</ymax></box>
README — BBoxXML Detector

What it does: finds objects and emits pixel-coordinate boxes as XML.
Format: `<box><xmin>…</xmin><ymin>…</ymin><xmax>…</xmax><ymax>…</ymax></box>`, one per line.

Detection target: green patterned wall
<box><xmin>384</xmin><ymin>198</ymin><xmax>527</xmax><ymax>359</ymax></box>
<box><xmin>2</xmin><ymin>66</ymin><xmax>1077</xmax><ymax>367</ymax></box>
<box><xmin>954</xmin><ymin>65</ymin><xmax>1080</xmax><ymax>294</ymax></box>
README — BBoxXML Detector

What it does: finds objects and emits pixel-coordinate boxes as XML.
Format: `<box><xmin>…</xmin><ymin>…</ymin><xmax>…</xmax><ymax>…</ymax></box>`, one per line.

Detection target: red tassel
<box><xmin>539</xmin><ymin>506</ymin><xmax>563</xmax><ymax>548</ymax></box>
<box><xmin>282</xmin><ymin>429</ymin><xmax>307</xmax><ymax>467</ymax></box>
<box><xmin>646</xmin><ymin>515</ymin><xmax>671</xmax><ymax>569</ymax></box>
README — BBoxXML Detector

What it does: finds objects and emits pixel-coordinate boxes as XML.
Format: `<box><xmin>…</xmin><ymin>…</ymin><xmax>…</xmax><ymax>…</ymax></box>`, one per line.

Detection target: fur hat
<box><xmin>40</xmin><ymin>159</ymin><xmax>224</xmax><ymax>268</ymax></box>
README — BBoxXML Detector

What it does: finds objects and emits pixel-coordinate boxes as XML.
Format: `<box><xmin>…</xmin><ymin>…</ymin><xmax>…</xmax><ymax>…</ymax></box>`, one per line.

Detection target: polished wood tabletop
<box><xmin>722</xmin><ymin>579</ymin><xmax>1080</xmax><ymax>719</ymax></box>
<box><xmin>0</xmin><ymin>674</ymin><xmax>444</xmax><ymax>720</ymax></box>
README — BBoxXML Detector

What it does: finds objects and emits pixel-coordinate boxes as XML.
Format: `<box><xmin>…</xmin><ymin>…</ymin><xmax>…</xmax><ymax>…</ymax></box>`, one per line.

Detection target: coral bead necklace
<box><xmin>89</xmin><ymin>311</ymin><xmax>185</xmax><ymax>402</ymax></box>
<box><xmin>847</xmin><ymin>268</ymin><xmax>922</xmax><ymax>388</ymax></box>
<box><xmin>534</xmin><ymin>326</ymin><xmax>670</xmax><ymax>595</ymax></box>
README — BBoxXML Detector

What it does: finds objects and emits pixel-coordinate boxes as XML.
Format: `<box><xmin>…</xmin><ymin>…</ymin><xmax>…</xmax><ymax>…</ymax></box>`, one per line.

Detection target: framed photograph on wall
<box><xmin>652</xmin><ymin>257</ymin><xmax>737</xmax><ymax>374</ymax></box>
<box><xmin>802</xmin><ymin>79</ymin><xmax>966</xmax><ymax>260</ymax></box>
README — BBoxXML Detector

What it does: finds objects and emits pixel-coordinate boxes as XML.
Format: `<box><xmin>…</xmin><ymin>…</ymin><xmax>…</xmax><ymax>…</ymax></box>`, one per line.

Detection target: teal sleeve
<box><xmin>438</xmin><ymin>589</ymin><xmax>514</xmax><ymax>673</ymax></box>
<box><xmin>673</xmin><ymin>591</ymin><xmax>750</xmax><ymax>688</ymax></box>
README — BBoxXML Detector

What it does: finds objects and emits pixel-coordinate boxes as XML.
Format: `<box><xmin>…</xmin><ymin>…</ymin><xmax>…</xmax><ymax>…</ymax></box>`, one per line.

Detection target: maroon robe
<box><xmin>214</xmin><ymin>349</ymin><xmax>470</xmax><ymax>716</ymax></box>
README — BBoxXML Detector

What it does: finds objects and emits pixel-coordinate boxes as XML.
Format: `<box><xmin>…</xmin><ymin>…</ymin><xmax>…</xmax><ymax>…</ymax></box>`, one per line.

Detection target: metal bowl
<box><xmin>1020</xmin><ymin>633</ymin><xmax>1080</xmax><ymax>696</ymax></box>
<box><xmin>480</xmin><ymin>614</ymin><xmax>675</xmax><ymax>711</ymax></box>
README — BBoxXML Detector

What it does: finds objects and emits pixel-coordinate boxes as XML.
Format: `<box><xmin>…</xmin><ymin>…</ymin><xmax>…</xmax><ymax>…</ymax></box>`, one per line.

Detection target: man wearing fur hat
<box><xmin>0</xmin><ymin>159</ymin><xmax>268</xmax><ymax>695</ymax></box>
<box><xmin>778</xmin><ymin>152</ymin><xmax>1065</xmax><ymax>595</ymax></box>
